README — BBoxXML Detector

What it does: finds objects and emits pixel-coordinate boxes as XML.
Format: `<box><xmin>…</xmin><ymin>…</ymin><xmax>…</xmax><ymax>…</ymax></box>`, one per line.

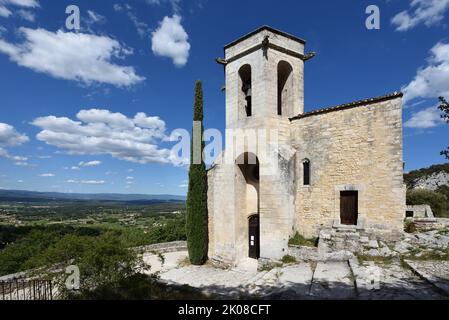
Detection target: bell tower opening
<box><xmin>277</xmin><ymin>61</ymin><xmax>293</xmax><ymax>116</ymax></box>
<box><xmin>239</xmin><ymin>64</ymin><xmax>252</xmax><ymax>118</ymax></box>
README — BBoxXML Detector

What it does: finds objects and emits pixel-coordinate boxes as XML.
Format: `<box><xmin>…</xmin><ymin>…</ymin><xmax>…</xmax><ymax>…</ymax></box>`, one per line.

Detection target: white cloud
<box><xmin>405</xmin><ymin>106</ymin><xmax>444</xmax><ymax>128</ymax></box>
<box><xmin>87</xmin><ymin>10</ymin><xmax>106</xmax><ymax>24</ymax></box>
<box><xmin>71</xmin><ymin>166</ymin><xmax>80</xmax><ymax>170</ymax></box>
<box><xmin>403</xmin><ymin>42</ymin><xmax>449</xmax><ymax>103</ymax></box>
<box><xmin>113</xmin><ymin>4</ymin><xmax>150</xmax><ymax>38</ymax></box>
<box><xmin>127</xmin><ymin>11</ymin><xmax>150</xmax><ymax>38</ymax></box>
<box><xmin>0</xmin><ymin>28</ymin><xmax>145</xmax><ymax>87</ymax></box>
<box><xmin>0</xmin><ymin>122</ymin><xmax>28</xmax><ymax>147</ymax></box>
<box><xmin>0</xmin><ymin>122</ymin><xmax>29</xmax><ymax>163</ymax></box>
<box><xmin>39</xmin><ymin>173</ymin><xmax>55</xmax><ymax>177</ymax></box>
<box><xmin>14</xmin><ymin>161</ymin><xmax>34</xmax><ymax>167</ymax></box>
<box><xmin>0</xmin><ymin>0</ymin><xmax>39</xmax><ymax>8</ymax></box>
<box><xmin>151</xmin><ymin>15</ymin><xmax>190</xmax><ymax>67</ymax></box>
<box><xmin>79</xmin><ymin>160</ymin><xmax>101</xmax><ymax>167</ymax></box>
<box><xmin>126</xmin><ymin>176</ymin><xmax>134</xmax><ymax>180</ymax></box>
<box><xmin>17</xmin><ymin>9</ymin><xmax>34</xmax><ymax>21</ymax></box>
<box><xmin>145</xmin><ymin>0</ymin><xmax>181</xmax><ymax>13</ymax></box>
<box><xmin>0</xmin><ymin>6</ymin><xmax>11</xmax><ymax>17</ymax></box>
<box><xmin>392</xmin><ymin>0</ymin><xmax>449</xmax><ymax>31</ymax></box>
<box><xmin>32</xmin><ymin>109</ymin><xmax>174</xmax><ymax>165</ymax></box>
<box><xmin>66</xmin><ymin>179</ymin><xmax>105</xmax><ymax>185</ymax></box>
<box><xmin>0</xmin><ymin>0</ymin><xmax>39</xmax><ymax>19</ymax></box>
<box><xmin>113</xmin><ymin>4</ymin><xmax>123</xmax><ymax>12</ymax></box>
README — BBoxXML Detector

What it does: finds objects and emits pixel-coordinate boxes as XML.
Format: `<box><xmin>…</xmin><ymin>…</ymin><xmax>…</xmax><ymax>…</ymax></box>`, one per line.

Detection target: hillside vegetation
<box><xmin>404</xmin><ymin>163</ymin><xmax>449</xmax><ymax>189</ymax></box>
<box><xmin>405</xmin><ymin>163</ymin><xmax>449</xmax><ymax>218</ymax></box>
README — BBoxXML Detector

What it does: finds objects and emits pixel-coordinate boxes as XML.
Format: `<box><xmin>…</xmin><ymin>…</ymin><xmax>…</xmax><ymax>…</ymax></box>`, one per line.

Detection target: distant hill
<box><xmin>0</xmin><ymin>189</ymin><xmax>186</xmax><ymax>203</ymax></box>
<box><xmin>404</xmin><ymin>163</ymin><xmax>449</xmax><ymax>190</ymax></box>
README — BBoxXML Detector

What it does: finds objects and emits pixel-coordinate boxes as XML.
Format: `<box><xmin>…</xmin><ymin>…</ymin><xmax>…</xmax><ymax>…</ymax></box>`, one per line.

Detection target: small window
<box><xmin>303</xmin><ymin>160</ymin><xmax>310</xmax><ymax>186</ymax></box>
<box><xmin>406</xmin><ymin>211</ymin><xmax>414</xmax><ymax>218</ymax></box>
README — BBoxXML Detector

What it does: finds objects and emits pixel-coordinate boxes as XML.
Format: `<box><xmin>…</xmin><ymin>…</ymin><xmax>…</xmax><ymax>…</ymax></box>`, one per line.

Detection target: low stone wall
<box><xmin>287</xmin><ymin>245</ymin><xmax>320</xmax><ymax>261</ymax></box>
<box><xmin>137</xmin><ymin>241</ymin><xmax>187</xmax><ymax>254</ymax></box>
<box><xmin>410</xmin><ymin>218</ymin><xmax>449</xmax><ymax>232</ymax></box>
<box><xmin>406</xmin><ymin>205</ymin><xmax>434</xmax><ymax>218</ymax></box>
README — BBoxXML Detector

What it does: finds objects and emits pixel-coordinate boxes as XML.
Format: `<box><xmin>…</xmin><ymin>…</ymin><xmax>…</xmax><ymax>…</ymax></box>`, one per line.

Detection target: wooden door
<box><xmin>248</xmin><ymin>215</ymin><xmax>260</xmax><ymax>259</ymax></box>
<box><xmin>340</xmin><ymin>191</ymin><xmax>358</xmax><ymax>225</ymax></box>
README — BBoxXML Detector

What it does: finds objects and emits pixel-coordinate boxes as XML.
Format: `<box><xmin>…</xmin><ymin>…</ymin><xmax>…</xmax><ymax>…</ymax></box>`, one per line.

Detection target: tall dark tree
<box><xmin>438</xmin><ymin>97</ymin><xmax>449</xmax><ymax>159</ymax></box>
<box><xmin>186</xmin><ymin>80</ymin><xmax>208</xmax><ymax>265</ymax></box>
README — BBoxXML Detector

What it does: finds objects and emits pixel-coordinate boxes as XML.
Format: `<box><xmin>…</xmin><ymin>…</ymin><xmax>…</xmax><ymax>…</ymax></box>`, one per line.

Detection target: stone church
<box><xmin>207</xmin><ymin>26</ymin><xmax>405</xmax><ymax>267</ymax></box>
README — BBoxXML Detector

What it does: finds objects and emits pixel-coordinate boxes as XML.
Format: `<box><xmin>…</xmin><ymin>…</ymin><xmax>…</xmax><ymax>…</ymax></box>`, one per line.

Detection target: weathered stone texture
<box><xmin>291</xmin><ymin>99</ymin><xmax>405</xmax><ymax>238</ymax></box>
<box><xmin>207</xmin><ymin>27</ymin><xmax>405</xmax><ymax>266</ymax></box>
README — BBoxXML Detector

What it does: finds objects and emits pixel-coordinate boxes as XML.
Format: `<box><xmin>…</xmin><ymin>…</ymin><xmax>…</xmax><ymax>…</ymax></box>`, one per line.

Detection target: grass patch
<box><xmin>357</xmin><ymin>254</ymin><xmax>394</xmax><ymax>265</ymax></box>
<box><xmin>281</xmin><ymin>255</ymin><xmax>297</xmax><ymax>264</ymax></box>
<box><xmin>288</xmin><ymin>232</ymin><xmax>318</xmax><ymax>247</ymax></box>
<box><xmin>404</xmin><ymin>248</ymin><xmax>449</xmax><ymax>261</ymax></box>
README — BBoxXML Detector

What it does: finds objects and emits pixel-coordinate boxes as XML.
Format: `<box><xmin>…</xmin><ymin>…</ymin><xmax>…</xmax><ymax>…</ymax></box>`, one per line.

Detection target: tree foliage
<box><xmin>438</xmin><ymin>96</ymin><xmax>449</xmax><ymax>159</ymax></box>
<box><xmin>406</xmin><ymin>189</ymin><xmax>449</xmax><ymax>218</ymax></box>
<box><xmin>186</xmin><ymin>80</ymin><xmax>208</xmax><ymax>265</ymax></box>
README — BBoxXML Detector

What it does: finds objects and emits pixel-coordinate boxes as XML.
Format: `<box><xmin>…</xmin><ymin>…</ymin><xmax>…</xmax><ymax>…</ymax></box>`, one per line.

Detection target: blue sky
<box><xmin>0</xmin><ymin>0</ymin><xmax>448</xmax><ymax>195</ymax></box>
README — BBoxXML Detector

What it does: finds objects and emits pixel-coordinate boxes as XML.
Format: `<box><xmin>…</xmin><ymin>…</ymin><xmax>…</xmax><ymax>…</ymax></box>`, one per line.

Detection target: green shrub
<box><xmin>406</xmin><ymin>189</ymin><xmax>449</xmax><ymax>218</ymax></box>
<box><xmin>404</xmin><ymin>220</ymin><xmax>417</xmax><ymax>233</ymax></box>
<box><xmin>288</xmin><ymin>232</ymin><xmax>318</xmax><ymax>247</ymax></box>
<box><xmin>281</xmin><ymin>255</ymin><xmax>297</xmax><ymax>264</ymax></box>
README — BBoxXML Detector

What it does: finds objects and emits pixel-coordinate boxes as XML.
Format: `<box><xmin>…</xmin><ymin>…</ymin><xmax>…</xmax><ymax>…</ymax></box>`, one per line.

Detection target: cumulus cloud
<box><xmin>31</xmin><ymin>109</ymin><xmax>174</xmax><ymax>165</ymax></box>
<box><xmin>0</xmin><ymin>122</ymin><xmax>29</xmax><ymax>162</ymax></box>
<box><xmin>79</xmin><ymin>160</ymin><xmax>101</xmax><ymax>167</ymax></box>
<box><xmin>0</xmin><ymin>28</ymin><xmax>145</xmax><ymax>87</ymax></box>
<box><xmin>392</xmin><ymin>0</ymin><xmax>449</xmax><ymax>31</ymax></box>
<box><xmin>0</xmin><ymin>122</ymin><xmax>29</xmax><ymax>147</ymax></box>
<box><xmin>151</xmin><ymin>15</ymin><xmax>190</xmax><ymax>67</ymax></box>
<box><xmin>403</xmin><ymin>42</ymin><xmax>449</xmax><ymax>103</ymax></box>
<box><xmin>405</xmin><ymin>106</ymin><xmax>445</xmax><ymax>129</ymax></box>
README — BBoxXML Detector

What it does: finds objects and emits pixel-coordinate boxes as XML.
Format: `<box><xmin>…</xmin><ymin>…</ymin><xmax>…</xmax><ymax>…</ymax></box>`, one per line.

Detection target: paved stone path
<box><xmin>143</xmin><ymin>251</ymin><xmax>449</xmax><ymax>300</ymax></box>
<box><xmin>406</xmin><ymin>260</ymin><xmax>449</xmax><ymax>296</ymax></box>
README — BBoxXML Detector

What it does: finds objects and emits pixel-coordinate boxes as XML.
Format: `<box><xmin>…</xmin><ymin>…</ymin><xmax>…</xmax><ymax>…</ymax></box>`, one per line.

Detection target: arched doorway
<box><xmin>236</xmin><ymin>152</ymin><xmax>260</xmax><ymax>259</ymax></box>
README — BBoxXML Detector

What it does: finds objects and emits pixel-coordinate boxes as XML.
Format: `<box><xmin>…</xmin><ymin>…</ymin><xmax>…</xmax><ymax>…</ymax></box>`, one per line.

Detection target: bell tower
<box><xmin>214</xmin><ymin>27</ymin><xmax>315</xmax><ymax>263</ymax></box>
<box><xmin>218</xmin><ymin>26</ymin><xmax>313</xmax><ymax>132</ymax></box>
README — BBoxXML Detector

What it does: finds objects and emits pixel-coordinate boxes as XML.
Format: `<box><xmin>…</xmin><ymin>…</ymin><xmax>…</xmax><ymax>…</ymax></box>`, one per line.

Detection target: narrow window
<box><xmin>239</xmin><ymin>64</ymin><xmax>252</xmax><ymax>117</ymax></box>
<box><xmin>277</xmin><ymin>61</ymin><xmax>293</xmax><ymax>116</ymax></box>
<box><xmin>303</xmin><ymin>160</ymin><xmax>310</xmax><ymax>186</ymax></box>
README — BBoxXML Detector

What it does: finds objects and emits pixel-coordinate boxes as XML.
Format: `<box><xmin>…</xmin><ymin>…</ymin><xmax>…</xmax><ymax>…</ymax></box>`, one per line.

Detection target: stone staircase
<box><xmin>317</xmin><ymin>226</ymin><xmax>380</xmax><ymax>259</ymax></box>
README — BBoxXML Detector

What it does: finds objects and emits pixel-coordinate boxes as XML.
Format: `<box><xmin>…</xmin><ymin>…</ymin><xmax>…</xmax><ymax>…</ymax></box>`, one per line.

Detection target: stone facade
<box><xmin>207</xmin><ymin>26</ymin><xmax>405</xmax><ymax>267</ymax></box>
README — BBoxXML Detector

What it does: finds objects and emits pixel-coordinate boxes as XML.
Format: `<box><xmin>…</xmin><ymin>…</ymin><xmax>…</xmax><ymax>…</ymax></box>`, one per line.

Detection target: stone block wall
<box><xmin>290</xmin><ymin>97</ymin><xmax>406</xmax><ymax>238</ymax></box>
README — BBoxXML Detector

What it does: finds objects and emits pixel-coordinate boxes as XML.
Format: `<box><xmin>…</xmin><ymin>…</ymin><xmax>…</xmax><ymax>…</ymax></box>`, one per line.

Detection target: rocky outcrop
<box><xmin>413</xmin><ymin>171</ymin><xmax>449</xmax><ymax>191</ymax></box>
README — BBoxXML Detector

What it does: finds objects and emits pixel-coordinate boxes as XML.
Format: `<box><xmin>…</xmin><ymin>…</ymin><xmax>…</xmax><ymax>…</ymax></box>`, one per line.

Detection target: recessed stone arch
<box><xmin>238</xmin><ymin>64</ymin><xmax>252</xmax><ymax>118</ymax></box>
<box><xmin>277</xmin><ymin>60</ymin><xmax>294</xmax><ymax>116</ymax></box>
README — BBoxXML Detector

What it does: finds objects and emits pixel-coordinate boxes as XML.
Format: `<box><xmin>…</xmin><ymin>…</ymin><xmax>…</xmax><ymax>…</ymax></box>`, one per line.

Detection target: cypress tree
<box><xmin>186</xmin><ymin>80</ymin><xmax>208</xmax><ymax>265</ymax></box>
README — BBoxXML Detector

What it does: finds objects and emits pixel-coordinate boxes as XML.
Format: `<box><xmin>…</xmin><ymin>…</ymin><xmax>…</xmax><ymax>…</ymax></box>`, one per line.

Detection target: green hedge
<box><xmin>406</xmin><ymin>189</ymin><xmax>449</xmax><ymax>218</ymax></box>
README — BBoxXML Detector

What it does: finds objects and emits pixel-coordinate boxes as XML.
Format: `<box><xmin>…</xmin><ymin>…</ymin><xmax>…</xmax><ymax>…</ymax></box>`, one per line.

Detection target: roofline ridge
<box><xmin>224</xmin><ymin>25</ymin><xmax>306</xmax><ymax>50</ymax></box>
<box><xmin>289</xmin><ymin>92</ymin><xmax>403</xmax><ymax>121</ymax></box>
